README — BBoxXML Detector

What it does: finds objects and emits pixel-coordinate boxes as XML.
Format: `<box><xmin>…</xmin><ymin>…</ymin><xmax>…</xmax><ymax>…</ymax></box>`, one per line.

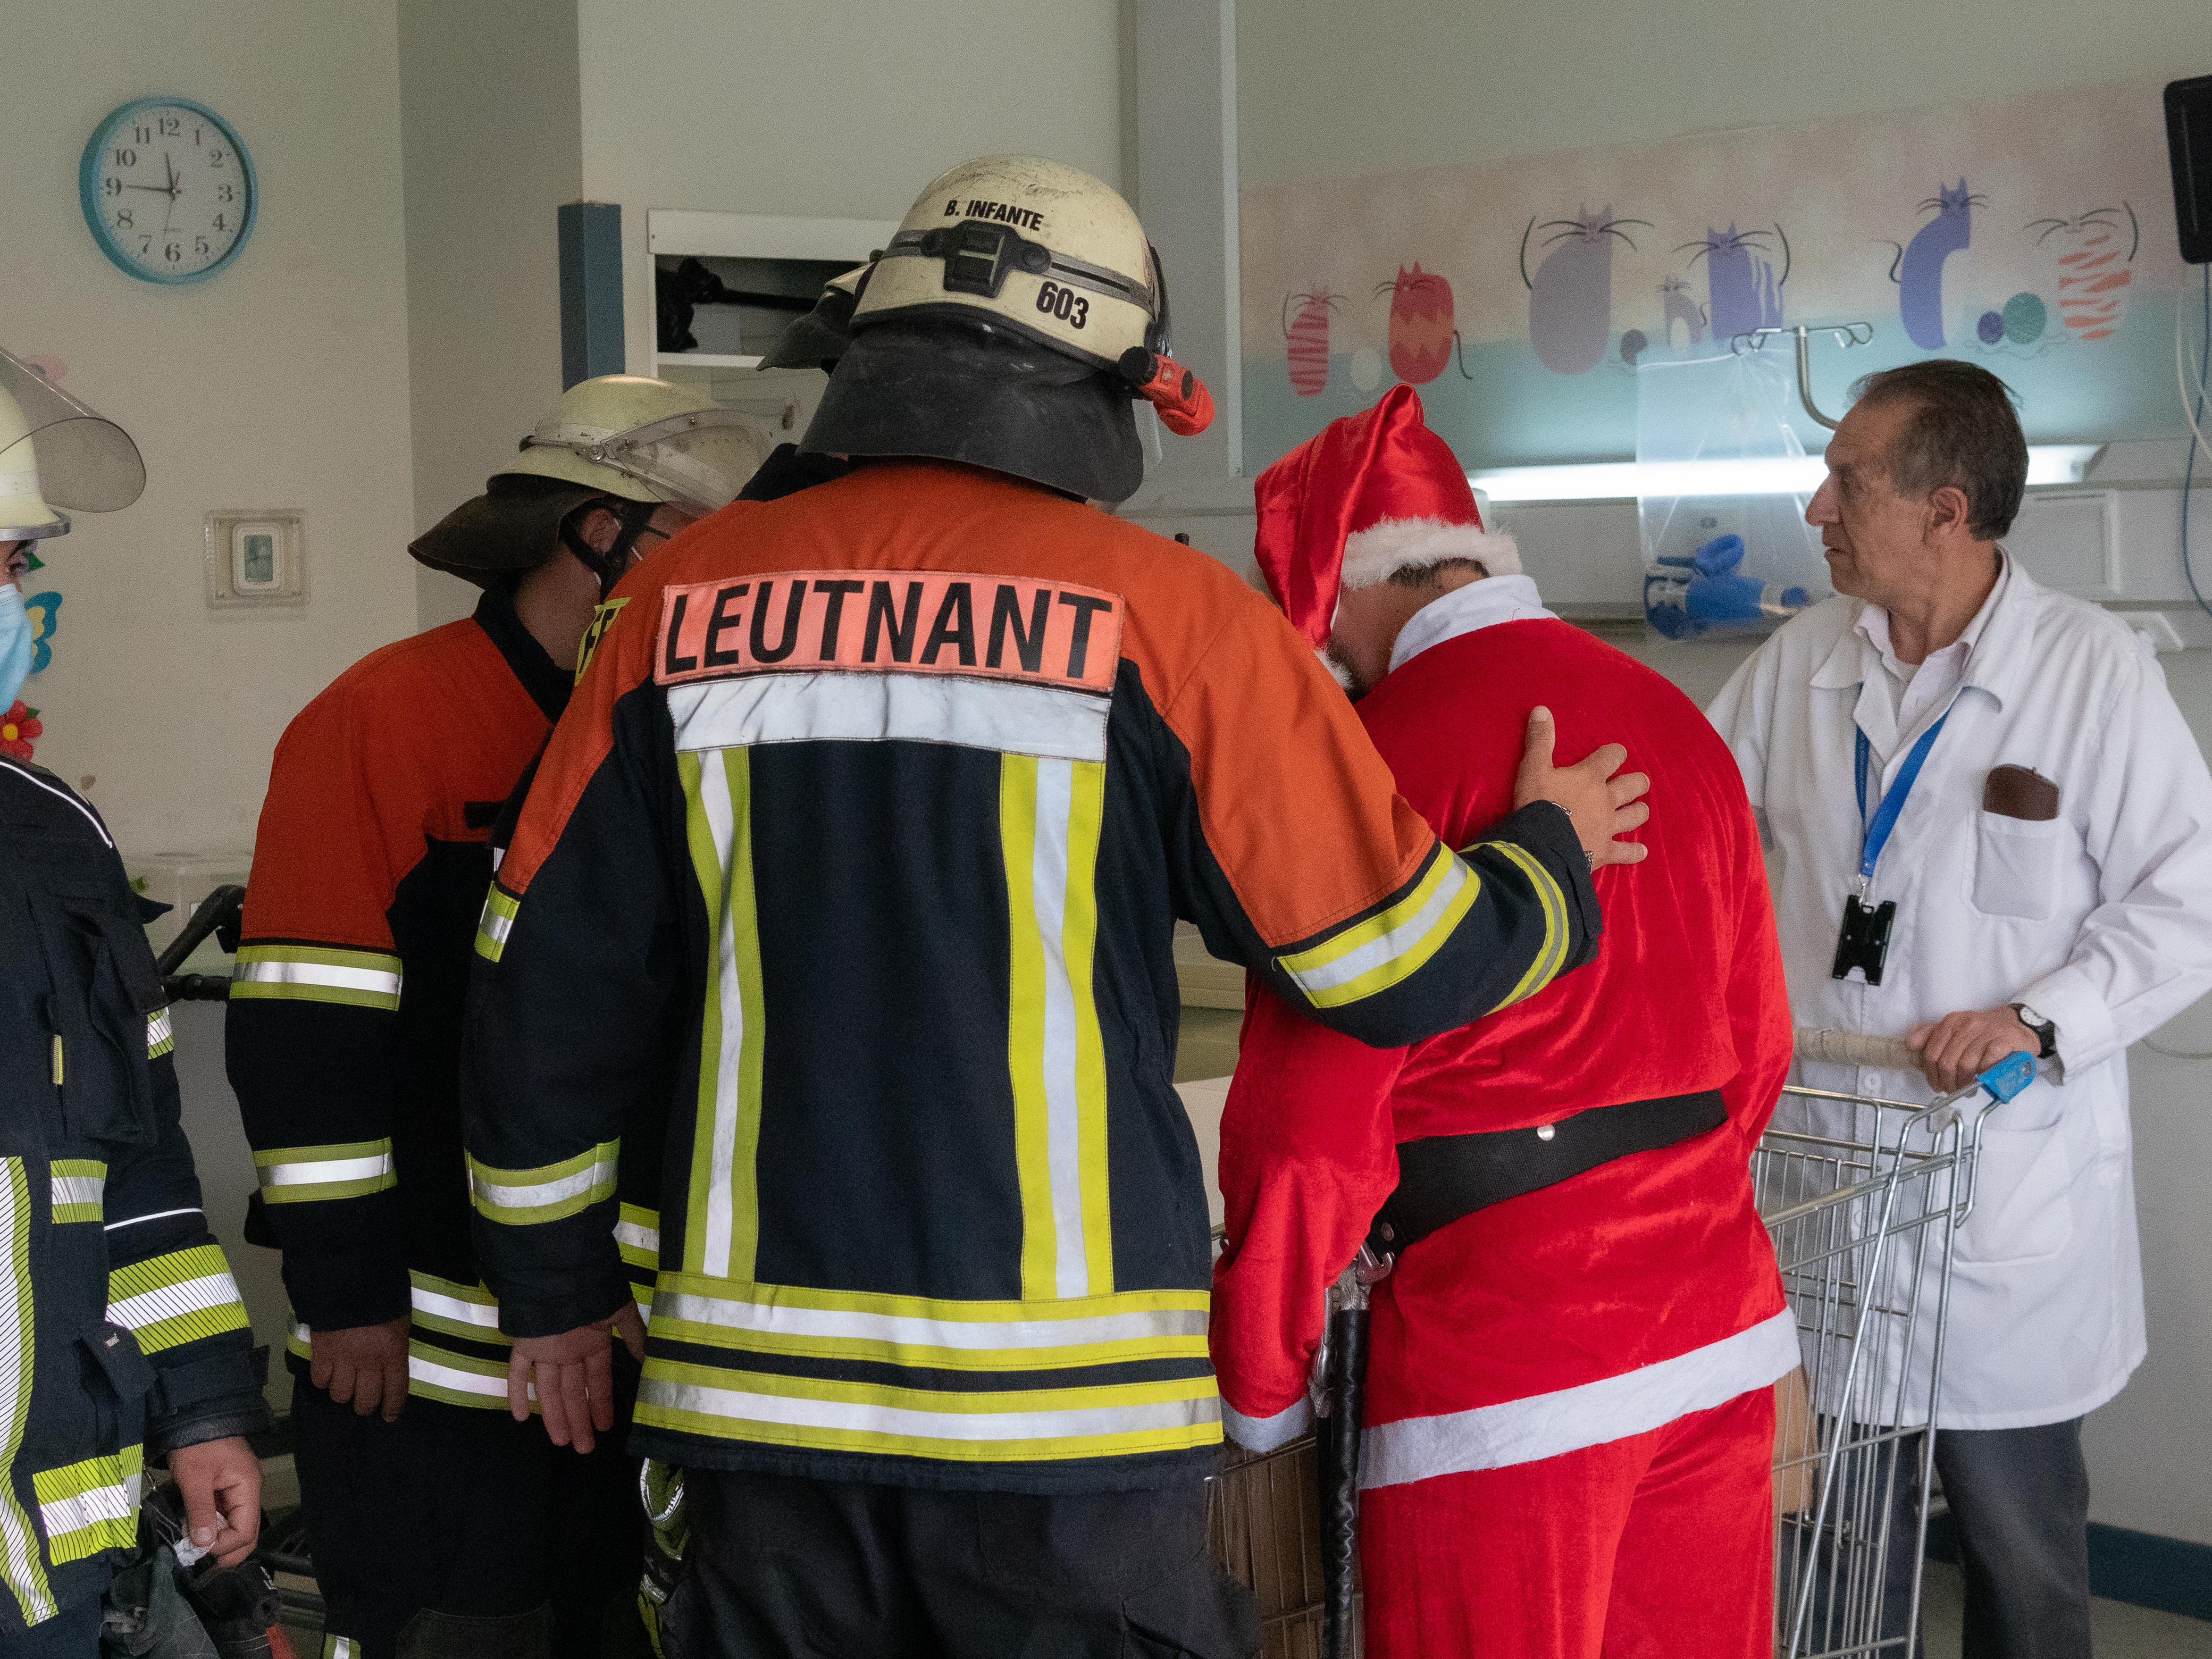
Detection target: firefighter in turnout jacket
<box><xmin>225</xmin><ymin>376</ymin><xmax>766</xmax><ymax>1658</ymax></box>
<box><xmin>461</xmin><ymin>156</ymin><xmax>1650</xmax><ymax>1659</ymax></box>
<box><xmin>2</xmin><ymin>368</ymin><xmax>268</xmax><ymax>1657</ymax></box>
<box><xmin>1214</xmin><ymin>389</ymin><xmax>1796</xmax><ymax>1659</ymax></box>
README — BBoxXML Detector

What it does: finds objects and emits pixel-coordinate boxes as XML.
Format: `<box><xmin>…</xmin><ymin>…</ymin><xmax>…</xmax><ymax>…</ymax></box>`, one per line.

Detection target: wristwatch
<box><xmin>2009</xmin><ymin>1003</ymin><xmax>2058</xmax><ymax>1060</ymax></box>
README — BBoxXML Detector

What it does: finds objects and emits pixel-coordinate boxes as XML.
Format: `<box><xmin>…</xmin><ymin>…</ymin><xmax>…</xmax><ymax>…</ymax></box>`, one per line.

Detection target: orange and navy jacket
<box><xmin>460</xmin><ymin>462</ymin><xmax>1600</xmax><ymax>1493</ymax></box>
<box><xmin>1213</xmin><ymin>606</ymin><xmax>1795</xmax><ymax>1477</ymax></box>
<box><xmin>225</xmin><ymin>589</ymin><xmax>591</xmax><ymax>1413</ymax></box>
<box><xmin>2</xmin><ymin>758</ymin><xmax>267</xmax><ymax>1632</ymax></box>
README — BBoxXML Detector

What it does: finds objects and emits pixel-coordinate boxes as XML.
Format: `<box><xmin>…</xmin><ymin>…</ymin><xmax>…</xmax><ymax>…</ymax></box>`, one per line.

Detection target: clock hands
<box><xmin>161</xmin><ymin>152</ymin><xmax>179</xmax><ymax>233</ymax></box>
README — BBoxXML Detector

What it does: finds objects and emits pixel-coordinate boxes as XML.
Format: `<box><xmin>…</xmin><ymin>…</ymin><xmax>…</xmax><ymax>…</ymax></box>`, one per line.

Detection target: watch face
<box><xmin>82</xmin><ymin>99</ymin><xmax>256</xmax><ymax>284</ymax></box>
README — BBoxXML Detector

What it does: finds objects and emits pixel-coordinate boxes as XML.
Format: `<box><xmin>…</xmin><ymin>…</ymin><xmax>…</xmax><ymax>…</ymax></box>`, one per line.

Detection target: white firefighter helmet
<box><xmin>508</xmin><ymin>373</ymin><xmax>770</xmax><ymax>515</ymax></box>
<box><xmin>0</xmin><ymin>350</ymin><xmax>147</xmax><ymax>541</ymax></box>
<box><xmin>802</xmin><ymin>155</ymin><xmax>1212</xmax><ymax>505</ymax></box>
<box><xmin>856</xmin><ymin>157</ymin><xmax>1163</xmax><ymax>372</ymax></box>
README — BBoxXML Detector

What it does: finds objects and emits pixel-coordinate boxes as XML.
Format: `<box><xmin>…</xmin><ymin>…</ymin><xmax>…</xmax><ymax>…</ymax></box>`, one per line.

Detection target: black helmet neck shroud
<box><xmin>799</xmin><ymin>317</ymin><xmax>1143</xmax><ymax>506</ymax></box>
<box><xmin>409</xmin><ymin>473</ymin><xmax>652</xmax><ymax>593</ymax></box>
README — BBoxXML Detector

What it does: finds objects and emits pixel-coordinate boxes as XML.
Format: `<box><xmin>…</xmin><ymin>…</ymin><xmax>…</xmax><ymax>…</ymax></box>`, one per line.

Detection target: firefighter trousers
<box><xmin>290</xmin><ymin>1365</ymin><xmax>647</xmax><ymax>1659</ymax></box>
<box><xmin>1360</xmin><ymin>1386</ymin><xmax>1777</xmax><ymax>1659</ymax></box>
<box><xmin>655</xmin><ymin>1468</ymin><xmax>1256</xmax><ymax>1658</ymax></box>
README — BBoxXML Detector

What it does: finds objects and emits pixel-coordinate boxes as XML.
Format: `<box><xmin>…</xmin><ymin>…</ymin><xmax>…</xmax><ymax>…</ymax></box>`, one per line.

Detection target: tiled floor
<box><xmin>1918</xmin><ymin>1560</ymin><xmax>2212</xmax><ymax>1657</ymax></box>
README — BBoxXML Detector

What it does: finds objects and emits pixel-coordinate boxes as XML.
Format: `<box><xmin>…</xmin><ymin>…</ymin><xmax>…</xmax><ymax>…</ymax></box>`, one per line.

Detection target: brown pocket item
<box><xmin>1983</xmin><ymin>764</ymin><xmax>2059</xmax><ymax>822</ymax></box>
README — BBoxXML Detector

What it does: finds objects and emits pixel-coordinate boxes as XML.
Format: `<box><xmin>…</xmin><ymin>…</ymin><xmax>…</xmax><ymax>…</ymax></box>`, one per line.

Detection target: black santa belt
<box><xmin>1368</xmin><ymin>1088</ymin><xmax>1729</xmax><ymax>1256</ymax></box>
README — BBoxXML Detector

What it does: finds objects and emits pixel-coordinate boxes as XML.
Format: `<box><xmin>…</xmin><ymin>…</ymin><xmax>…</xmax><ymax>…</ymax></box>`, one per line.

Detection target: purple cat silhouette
<box><xmin>1660</xmin><ymin>276</ymin><xmax>1707</xmax><ymax>349</ymax></box>
<box><xmin>1522</xmin><ymin>207</ymin><xmax>1649</xmax><ymax>375</ymax></box>
<box><xmin>1893</xmin><ymin>181</ymin><xmax>1985</xmax><ymax>350</ymax></box>
<box><xmin>1676</xmin><ymin>224</ymin><xmax>1788</xmax><ymax>342</ymax></box>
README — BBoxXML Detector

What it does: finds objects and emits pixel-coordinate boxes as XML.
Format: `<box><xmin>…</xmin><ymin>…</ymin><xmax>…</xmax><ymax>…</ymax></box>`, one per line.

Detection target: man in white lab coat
<box><xmin>1710</xmin><ymin>359</ymin><xmax>2212</xmax><ymax>1659</ymax></box>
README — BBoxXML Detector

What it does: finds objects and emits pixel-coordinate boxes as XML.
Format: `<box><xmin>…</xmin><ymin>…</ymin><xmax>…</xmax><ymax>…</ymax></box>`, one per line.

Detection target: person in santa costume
<box><xmin>1213</xmin><ymin>384</ymin><xmax>1799</xmax><ymax>1659</ymax></box>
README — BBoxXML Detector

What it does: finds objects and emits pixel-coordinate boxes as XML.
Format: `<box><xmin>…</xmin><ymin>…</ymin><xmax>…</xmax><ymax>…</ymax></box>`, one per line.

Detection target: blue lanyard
<box><xmin>1853</xmin><ymin>715</ymin><xmax>1948</xmax><ymax>893</ymax></box>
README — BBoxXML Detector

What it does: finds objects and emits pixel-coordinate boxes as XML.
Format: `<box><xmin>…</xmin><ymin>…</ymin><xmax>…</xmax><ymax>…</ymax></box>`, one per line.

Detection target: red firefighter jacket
<box><xmin>1213</xmin><ymin>590</ymin><xmax>1796</xmax><ymax>1486</ymax></box>
<box><xmin>223</xmin><ymin>590</ymin><xmax>636</xmax><ymax>1414</ymax></box>
<box><xmin>458</xmin><ymin>462</ymin><xmax>1602</xmax><ymax>1494</ymax></box>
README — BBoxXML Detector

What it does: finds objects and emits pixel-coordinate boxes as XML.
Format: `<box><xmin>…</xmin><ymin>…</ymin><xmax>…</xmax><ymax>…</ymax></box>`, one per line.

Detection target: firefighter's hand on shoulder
<box><xmin>1513</xmin><ymin>706</ymin><xmax>1652</xmax><ymax>868</ymax></box>
<box><xmin>309</xmin><ymin>1318</ymin><xmax>413</xmax><ymax>1422</ymax></box>
<box><xmin>167</xmin><ymin>1436</ymin><xmax>263</xmax><ymax>1569</ymax></box>
<box><xmin>509</xmin><ymin>1302</ymin><xmax>646</xmax><ymax>1455</ymax></box>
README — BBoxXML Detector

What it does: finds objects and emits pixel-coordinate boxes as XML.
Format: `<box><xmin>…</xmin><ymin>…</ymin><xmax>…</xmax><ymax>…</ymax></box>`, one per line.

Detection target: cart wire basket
<box><xmin>1205</xmin><ymin>1030</ymin><xmax>2028</xmax><ymax>1659</ymax></box>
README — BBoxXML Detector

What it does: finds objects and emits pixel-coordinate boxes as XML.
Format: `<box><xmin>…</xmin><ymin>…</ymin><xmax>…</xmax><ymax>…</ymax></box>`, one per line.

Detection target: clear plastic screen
<box><xmin>605</xmin><ymin>409</ymin><xmax>772</xmax><ymax>514</ymax></box>
<box><xmin>0</xmin><ymin>349</ymin><xmax>146</xmax><ymax>514</ymax></box>
<box><xmin>1636</xmin><ymin>348</ymin><xmax>1826</xmax><ymax>641</ymax></box>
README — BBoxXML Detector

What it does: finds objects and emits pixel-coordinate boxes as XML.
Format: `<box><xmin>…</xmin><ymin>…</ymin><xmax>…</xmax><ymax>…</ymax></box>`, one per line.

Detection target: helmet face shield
<box><xmin>518</xmin><ymin>405</ymin><xmax>769</xmax><ymax>515</ymax></box>
<box><xmin>0</xmin><ymin>349</ymin><xmax>146</xmax><ymax>538</ymax></box>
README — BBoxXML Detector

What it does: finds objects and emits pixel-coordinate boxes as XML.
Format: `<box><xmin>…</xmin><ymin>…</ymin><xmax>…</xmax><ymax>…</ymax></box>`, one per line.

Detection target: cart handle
<box><xmin>1793</xmin><ymin>1026</ymin><xmax>1921</xmax><ymax>1071</ymax></box>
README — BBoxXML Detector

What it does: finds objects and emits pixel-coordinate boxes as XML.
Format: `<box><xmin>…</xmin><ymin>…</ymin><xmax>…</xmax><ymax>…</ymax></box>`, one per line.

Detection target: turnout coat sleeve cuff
<box><xmin>1487</xmin><ymin>800</ymin><xmax>1602</xmax><ymax>973</ymax></box>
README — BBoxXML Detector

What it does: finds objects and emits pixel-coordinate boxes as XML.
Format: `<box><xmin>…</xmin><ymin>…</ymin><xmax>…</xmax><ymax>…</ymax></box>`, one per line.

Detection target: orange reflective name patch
<box><xmin>653</xmin><ymin>571</ymin><xmax>1123</xmax><ymax>692</ymax></box>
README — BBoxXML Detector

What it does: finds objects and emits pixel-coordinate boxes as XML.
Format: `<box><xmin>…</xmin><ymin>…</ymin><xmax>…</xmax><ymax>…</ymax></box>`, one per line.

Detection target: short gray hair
<box><xmin>1848</xmin><ymin>360</ymin><xmax>2028</xmax><ymax>541</ymax></box>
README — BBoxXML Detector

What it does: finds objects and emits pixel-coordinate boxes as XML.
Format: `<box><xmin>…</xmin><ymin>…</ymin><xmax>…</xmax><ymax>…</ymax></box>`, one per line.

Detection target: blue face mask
<box><xmin>0</xmin><ymin>583</ymin><xmax>35</xmax><ymax>713</ymax></box>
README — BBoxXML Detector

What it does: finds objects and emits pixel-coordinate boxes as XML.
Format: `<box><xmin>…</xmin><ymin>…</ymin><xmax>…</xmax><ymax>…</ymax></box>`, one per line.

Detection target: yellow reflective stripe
<box><xmin>31</xmin><ymin>1446</ymin><xmax>143</xmax><ymax>1565</ymax></box>
<box><xmin>253</xmin><ymin>1139</ymin><xmax>396</xmax><ymax>1204</ymax></box>
<box><xmin>106</xmin><ymin>1244</ymin><xmax>249</xmax><ymax>1353</ymax></box>
<box><xmin>467</xmin><ymin>1141</ymin><xmax>619</xmax><ymax>1225</ymax></box>
<box><xmin>323</xmin><ymin>1636</ymin><xmax>363</xmax><ymax>1659</ymax></box>
<box><xmin>286</xmin><ymin>1313</ymin><xmax>312</xmax><ymax>1362</ymax></box>
<box><xmin>650</xmin><ymin>1275</ymin><xmax>1208</xmax><ymax>1373</ymax></box>
<box><xmin>1277</xmin><ymin>849</ymin><xmax>1479</xmax><ymax>1010</ymax></box>
<box><xmin>1001</xmin><ymin>756</ymin><xmax>1113</xmax><ymax>1300</ymax></box>
<box><xmin>680</xmin><ymin>749</ymin><xmax>765</xmax><ymax>1279</ymax></box>
<box><xmin>634</xmin><ymin>1360</ymin><xmax>1220</xmax><ymax>1463</ymax></box>
<box><xmin>407</xmin><ymin>1338</ymin><xmax>535</xmax><ymax>1414</ymax></box>
<box><xmin>1482</xmin><ymin>840</ymin><xmax>1571</xmax><ymax>1009</ymax></box>
<box><xmin>145</xmin><ymin>1007</ymin><xmax>174</xmax><ymax>1061</ymax></box>
<box><xmin>474</xmin><ymin>886</ymin><xmax>521</xmax><ymax>963</ymax></box>
<box><xmin>616</xmin><ymin>1203</ymin><xmax>660</xmax><ymax>1272</ymax></box>
<box><xmin>48</xmin><ymin>1160</ymin><xmax>106</xmax><ymax>1225</ymax></box>
<box><xmin>0</xmin><ymin>1161</ymin><xmax>56</xmax><ymax>1620</ymax></box>
<box><xmin>407</xmin><ymin>1270</ymin><xmax>509</xmax><ymax>1345</ymax></box>
<box><xmin>230</xmin><ymin>945</ymin><xmax>404</xmax><ymax>1011</ymax></box>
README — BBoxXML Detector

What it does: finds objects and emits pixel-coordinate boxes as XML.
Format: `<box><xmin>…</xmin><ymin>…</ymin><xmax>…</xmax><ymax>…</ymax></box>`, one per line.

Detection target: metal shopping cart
<box><xmin>1205</xmin><ymin>1030</ymin><xmax>2037</xmax><ymax>1659</ymax></box>
<box><xmin>1766</xmin><ymin>1029</ymin><xmax>2035</xmax><ymax>1659</ymax></box>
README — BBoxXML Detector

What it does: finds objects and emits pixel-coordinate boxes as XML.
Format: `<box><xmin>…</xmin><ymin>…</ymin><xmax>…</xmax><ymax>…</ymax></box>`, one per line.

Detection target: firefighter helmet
<box><xmin>801</xmin><ymin>156</ymin><xmax>1211</xmax><ymax>505</ymax></box>
<box><xmin>410</xmin><ymin>375</ymin><xmax>769</xmax><ymax>586</ymax></box>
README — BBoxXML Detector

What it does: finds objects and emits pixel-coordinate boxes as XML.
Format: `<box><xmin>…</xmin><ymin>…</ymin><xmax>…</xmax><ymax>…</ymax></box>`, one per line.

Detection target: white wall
<box><xmin>574</xmin><ymin>0</ymin><xmax>1125</xmax><ymax>374</ymax></box>
<box><xmin>399</xmin><ymin>0</ymin><xmax>584</xmax><ymax>632</ymax></box>
<box><xmin>2</xmin><ymin>0</ymin><xmax>422</xmax><ymax>1398</ymax></box>
<box><xmin>1236</xmin><ymin>0</ymin><xmax>2208</xmax><ymax>188</ymax></box>
<box><xmin>1</xmin><ymin>2</ymin><xmax>420</xmax><ymax>856</ymax></box>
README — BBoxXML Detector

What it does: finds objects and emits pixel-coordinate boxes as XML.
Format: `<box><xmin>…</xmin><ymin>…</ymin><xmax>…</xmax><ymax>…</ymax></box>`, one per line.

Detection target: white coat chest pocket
<box><xmin>1970</xmin><ymin>811</ymin><xmax>2063</xmax><ymax>920</ymax></box>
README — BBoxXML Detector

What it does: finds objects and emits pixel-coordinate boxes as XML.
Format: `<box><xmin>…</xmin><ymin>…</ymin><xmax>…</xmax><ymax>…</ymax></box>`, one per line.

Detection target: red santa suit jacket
<box><xmin>1212</xmin><ymin>576</ymin><xmax>1799</xmax><ymax>1487</ymax></box>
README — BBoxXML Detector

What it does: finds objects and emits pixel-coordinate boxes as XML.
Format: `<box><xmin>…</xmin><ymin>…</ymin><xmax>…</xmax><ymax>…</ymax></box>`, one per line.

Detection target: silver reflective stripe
<box><xmin>409</xmin><ymin>1285</ymin><xmax>501</xmax><ymax>1330</ymax></box>
<box><xmin>640</xmin><ymin>1376</ymin><xmax>1219</xmax><ymax>1443</ymax></box>
<box><xmin>0</xmin><ymin>1160</ymin><xmax>55</xmax><ymax>1622</ymax></box>
<box><xmin>260</xmin><ymin>1153</ymin><xmax>392</xmax><ymax>1190</ymax></box>
<box><xmin>36</xmin><ymin>1478</ymin><xmax>137</xmax><ymax>1544</ymax></box>
<box><xmin>1279</xmin><ymin>856</ymin><xmax>1471</xmax><ymax>998</ymax></box>
<box><xmin>668</xmin><ymin>672</ymin><xmax>1111</xmax><ymax>764</ymax></box>
<box><xmin>232</xmin><ymin>958</ymin><xmax>403</xmax><ymax>999</ymax></box>
<box><xmin>1029</xmin><ymin>757</ymin><xmax>1090</xmax><ymax>1298</ymax></box>
<box><xmin>107</xmin><ymin>1271</ymin><xmax>242</xmax><ymax>1335</ymax></box>
<box><xmin>471</xmin><ymin>1160</ymin><xmax>610</xmax><ymax>1213</ymax></box>
<box><xmin>614</xmin><ymin>1218</ymin><xmax>659</xmax><ymax>1254</ymax></box>
<box><xmin>145</xmin><ymin>1007</ymin><xmax>174</xmax><ymax>1060</ymax></box>
<box><xmin>407</xmin><ymin>1353</ymin><xmax>532</xmax><ymax>1402</ymax></box>
<box><xmin>697</xmin><ymin>752</ymin><xmax>744</xmax><ymax>1276</ymax></box>
<box><xmin>651</xmin><ymin>1290</ymin><xmax>1208</xmax><ymax>1353</ymax></box>
<box><xmin>477</xmin><ymin>896</ymin><xmax>516</xmax><ymax>950</ymax></box>
<box><xmin>49</xmin><ymin>1174</ymin><xmax>104</xmax><ymax>1213</ymax></box>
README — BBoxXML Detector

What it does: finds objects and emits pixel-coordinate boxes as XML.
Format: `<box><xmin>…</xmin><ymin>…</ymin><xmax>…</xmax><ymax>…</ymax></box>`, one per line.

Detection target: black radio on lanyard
<box><xmin>1833</xmin><ymin>715</ymin><xmax>1948</xmax><ymax>986</ymax></box>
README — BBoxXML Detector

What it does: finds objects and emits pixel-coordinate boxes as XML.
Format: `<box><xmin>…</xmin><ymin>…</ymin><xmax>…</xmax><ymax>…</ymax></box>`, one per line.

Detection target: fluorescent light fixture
<box><xmin>1469</xmin><ymin>445</ymin><xmax>2102</xmax><ymax>503</ymax></box>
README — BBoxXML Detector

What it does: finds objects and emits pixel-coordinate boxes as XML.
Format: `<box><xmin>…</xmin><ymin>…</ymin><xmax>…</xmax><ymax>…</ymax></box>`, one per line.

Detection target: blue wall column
<box><xmin>558</xmin><ymin>201</ymin><xmax>624</xmax><ymax>389</ymax></box>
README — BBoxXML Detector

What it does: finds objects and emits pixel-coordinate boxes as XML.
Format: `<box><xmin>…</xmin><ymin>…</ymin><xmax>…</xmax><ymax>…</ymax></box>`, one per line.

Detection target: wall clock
<box><xmin>80</xmin><ymin>97</ymin><xmax>257</xmax><ymax>284</ymax></box>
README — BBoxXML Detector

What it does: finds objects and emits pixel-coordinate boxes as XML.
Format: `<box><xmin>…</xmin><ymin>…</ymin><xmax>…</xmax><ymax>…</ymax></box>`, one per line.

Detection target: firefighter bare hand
<box><xmin>168</xmin><ymin>1436</ymin><xmax>263</xmax><ymax>1569</ymax></box>
<box><xmin>1909</xmin><ymin>1007</ymin><xmax>2040</xmax><ymax>1094</ymax></box>
<box><xmin>510</xmin><ymin>1303</ymin><xmax>646</xmax><ymax>1455</ymax></box>
<box><xmin>1514</xmin><ymin>706</ymin><xmax>1651</xmax><ymax>868</ymax></box>
<box><xmin>310</xmin><ymin>1318</ymin><xmax>412</xmax><ymax>1422</ymax></box>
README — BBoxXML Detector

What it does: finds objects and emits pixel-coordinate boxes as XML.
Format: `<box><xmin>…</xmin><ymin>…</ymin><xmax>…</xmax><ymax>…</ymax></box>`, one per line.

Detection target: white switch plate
<box><xmin>205</xmin><ymin>509</ymin><xmax>306</xmax><ymax>608</ymax></box>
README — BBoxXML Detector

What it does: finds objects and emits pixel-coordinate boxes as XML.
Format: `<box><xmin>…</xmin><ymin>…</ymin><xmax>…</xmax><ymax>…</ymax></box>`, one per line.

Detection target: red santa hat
<box><xmin>1253</xmin><ymin>384</ymin><xmax>1518</xmax><ymax>649</ymax></box>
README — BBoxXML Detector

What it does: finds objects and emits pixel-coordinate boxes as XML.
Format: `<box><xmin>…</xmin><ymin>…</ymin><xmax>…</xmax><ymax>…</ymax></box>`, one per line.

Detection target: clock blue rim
<box><xmin>79</xmin><ymin>95</ymin><xmax>258</xmax><ymax>287</ymax></box>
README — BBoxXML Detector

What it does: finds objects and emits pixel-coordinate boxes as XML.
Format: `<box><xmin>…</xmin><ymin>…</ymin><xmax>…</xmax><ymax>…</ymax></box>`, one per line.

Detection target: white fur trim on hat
<box><xmin>1339</xmin><ymin>518</ymin><xmax>1521</xmax><ymax>588</ymax></box>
